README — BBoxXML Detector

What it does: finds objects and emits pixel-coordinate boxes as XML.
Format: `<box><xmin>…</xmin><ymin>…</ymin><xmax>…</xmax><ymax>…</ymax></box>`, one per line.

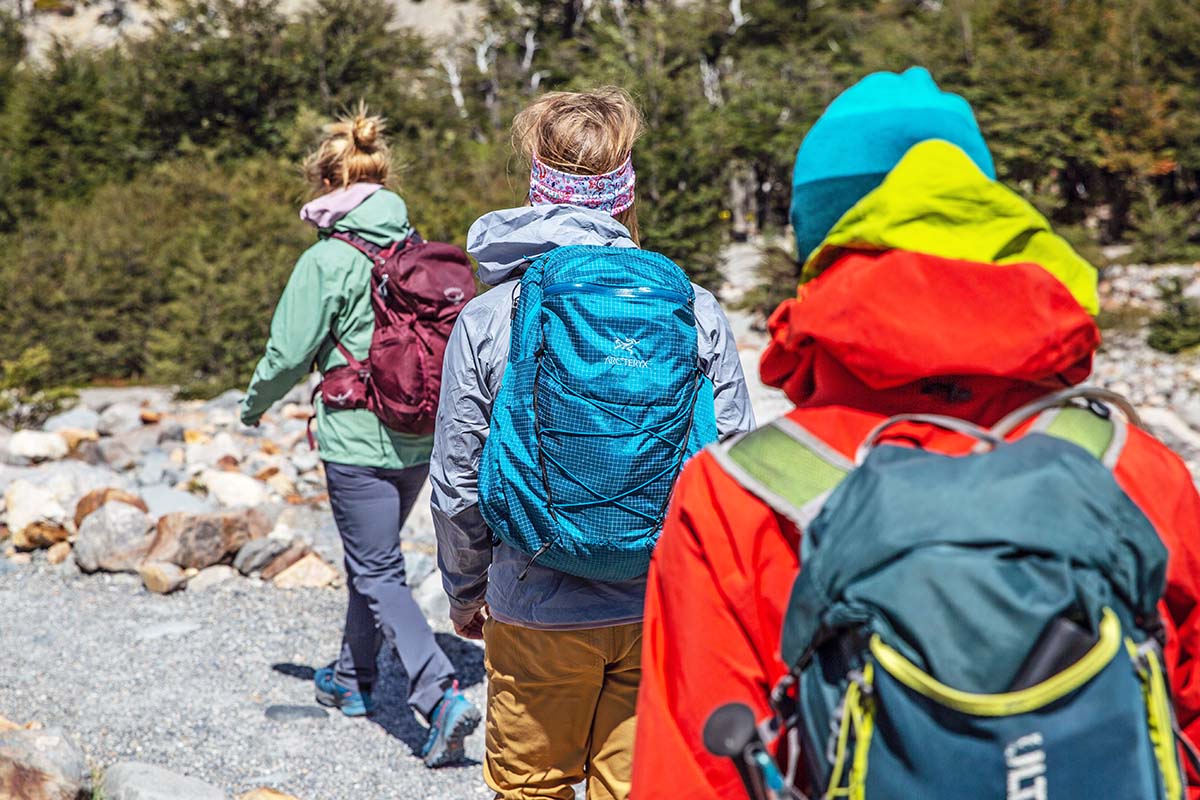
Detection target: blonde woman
<box><xmin>430</xmin><ymin>89</ymin><xmax>753</xmax><ymax>798</ymax></box>
<box><xmin>241</xmin><ymin>106</ymin><xmax>480</xmax><ymax>768</ymax></box>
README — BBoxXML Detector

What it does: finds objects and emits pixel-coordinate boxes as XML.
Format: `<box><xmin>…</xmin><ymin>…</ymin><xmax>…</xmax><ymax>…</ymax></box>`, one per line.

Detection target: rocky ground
<box><xmin>0</xmin><ymin>252</ymin><xmax>1197</xmax><ymax>800</ymax></box>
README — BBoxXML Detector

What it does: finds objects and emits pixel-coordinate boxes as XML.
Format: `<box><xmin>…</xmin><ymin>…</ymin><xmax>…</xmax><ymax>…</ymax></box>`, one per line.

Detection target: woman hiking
<box><xmin>240</xmin><ymin>105</ymin><xmax>481</xmax><ymax>768</ymax></box>
<box><xmin>430</xmin><ymin>87</ymin><xmax>754</xmax><ymax>799</ymax></box>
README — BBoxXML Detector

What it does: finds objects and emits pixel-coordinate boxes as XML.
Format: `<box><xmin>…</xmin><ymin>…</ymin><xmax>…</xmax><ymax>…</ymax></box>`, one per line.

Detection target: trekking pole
<box><xmin>703</xmin><ymin>702</ymin><xmax>792</xmax><ymax>800</ymax></box>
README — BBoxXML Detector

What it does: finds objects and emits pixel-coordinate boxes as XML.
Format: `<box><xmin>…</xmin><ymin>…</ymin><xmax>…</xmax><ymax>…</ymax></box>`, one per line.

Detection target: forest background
<box><xmin>2</xmin><ymin>0</ymin><xmax>1199</xmax><ymax>404</ymax></box>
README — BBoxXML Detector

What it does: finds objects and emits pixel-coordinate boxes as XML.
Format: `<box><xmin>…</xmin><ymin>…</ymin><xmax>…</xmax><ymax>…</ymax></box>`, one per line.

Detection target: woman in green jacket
<box><xmin>240</xmin><ymin>107</ymin><xmax>480</xmax><ymax>768</ymax></box>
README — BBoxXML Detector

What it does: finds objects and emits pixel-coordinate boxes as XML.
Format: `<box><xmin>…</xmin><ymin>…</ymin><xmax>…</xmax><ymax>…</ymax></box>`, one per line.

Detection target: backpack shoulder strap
<box><xmin>991</xmin><ymin>386</ymin><xmax>1137</xmax><ymax>469</ymax></box>
<box><xmin>709</xmin><ymin>417</ymin><xmax>853</xmax><ymax>530</ymax></box>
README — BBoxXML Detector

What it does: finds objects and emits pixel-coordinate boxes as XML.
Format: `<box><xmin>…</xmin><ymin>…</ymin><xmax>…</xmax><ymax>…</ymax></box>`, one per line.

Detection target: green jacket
<box><xmin>240</xmin><ymin>189</ymin><xmax>434</xmax><ymax>468</ymax></box>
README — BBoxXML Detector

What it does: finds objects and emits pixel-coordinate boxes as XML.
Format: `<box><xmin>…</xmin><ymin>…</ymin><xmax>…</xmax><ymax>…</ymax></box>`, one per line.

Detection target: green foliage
<box><xmin>737</xmin><ymin>245</ymin><xmax>802</xmax><ymax>322</ymax></box>
<box><xmin>2</xmin><ymin>0</ymin><xmax>1200</xmax><ymax>391</ymax></box>
<box><xmin>1148</xmin><ymin>277</ymin><xmax>1200</xmax><ymax>354</ymax></box>
<box><xmin>0</xmin><ymin>345</ymin><xmax>77</xmax><ymax>429</ymax></box>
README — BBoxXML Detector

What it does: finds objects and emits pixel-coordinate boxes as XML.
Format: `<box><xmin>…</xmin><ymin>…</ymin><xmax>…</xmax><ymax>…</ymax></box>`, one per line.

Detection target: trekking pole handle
<box><xmin>856</xmin><ymin>413</ymin><xmax>1004</xmax><ymax>464</ymax></box>
<box><xmin>704</xmin><ymin>702</ymin><xmax>785</xmax><ymax>800</ymax></box>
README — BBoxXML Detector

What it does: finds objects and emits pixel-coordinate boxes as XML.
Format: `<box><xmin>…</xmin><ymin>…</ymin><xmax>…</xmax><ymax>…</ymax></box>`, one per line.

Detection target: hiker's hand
<box><xmin>452</xmin><ymin>604</ymin><xmax>488</xmax><ymax>640</ymax></box>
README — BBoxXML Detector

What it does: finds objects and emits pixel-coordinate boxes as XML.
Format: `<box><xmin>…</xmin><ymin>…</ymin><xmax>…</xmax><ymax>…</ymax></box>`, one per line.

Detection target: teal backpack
<box><xmin>479</xmin><ymin>245</ymin><xmax>718</xmax><ymax>582</ymax></box>
<box><xmin>708</xmin><ymin>387</ymin><xmax>1192</xmax><ymax>800</ymax></box>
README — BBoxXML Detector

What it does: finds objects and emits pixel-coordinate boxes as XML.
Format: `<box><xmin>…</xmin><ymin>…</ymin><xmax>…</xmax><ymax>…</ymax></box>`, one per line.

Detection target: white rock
<box><xmin>4</xmin><ymin>479</ymin><xmax>68</xmax><ymax>538</ymax></box>
<box><xmin>6</xmin><ymin>430</ymin><xmax>68</xmax><ymax>462</ymax></box>
<box><xmin>414</xmin><ymin>569</ymin><xmax>450</xmax><ymax>624</ymax></box>
<box><xmin>199</xmin><ymin>470</ymin><xmax>267</xmax><ymax>508</ymax></box>
<box><xmin>102</xmin><ymin>760</ymin><xmax>227</xmax><ymax>800</ymax></box>
<box><xmin>187</xmin><ymin>564</ymin><xmax>238</xmax><ymax>592</ymax></box>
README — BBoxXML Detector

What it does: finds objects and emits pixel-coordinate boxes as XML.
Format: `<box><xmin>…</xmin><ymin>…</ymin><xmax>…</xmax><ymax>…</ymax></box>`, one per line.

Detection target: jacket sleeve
<box><xmin>241</xmin><ymin>248</ymin><xmax>339</xmax><ymax>426</ymax></box>
<box><xmin>430</xmin><ymin>303</ymin><xmax>498</xmax><ymax>615</ymax></box>
<box><xmin>633</xmin><ymin>454</ymin><xmax>793</xmax><ymax>799</ymax></box>
<box><xmin>1115</xmin><ymin>430</ymin><xmax>1200</xmax><ymax>796</ymax></box>
<box><xmin>694</xmin><ymin>287</ymin><xmax>756</xmax><ymax>436</ymax></box>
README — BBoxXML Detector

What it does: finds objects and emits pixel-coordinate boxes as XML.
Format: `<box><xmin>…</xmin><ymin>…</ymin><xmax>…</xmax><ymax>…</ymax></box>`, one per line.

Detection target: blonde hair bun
<box><xmin>304</xmin><ymin>101</ymin><xmax>391</xmax><ymax>193</ymax></box>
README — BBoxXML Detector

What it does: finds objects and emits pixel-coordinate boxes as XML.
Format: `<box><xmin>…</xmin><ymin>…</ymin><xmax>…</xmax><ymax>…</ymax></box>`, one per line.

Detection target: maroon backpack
<box><xmin>316</xmin><ymin>230</ymin><xmax>475</xmax><ymax>436</ymax></box>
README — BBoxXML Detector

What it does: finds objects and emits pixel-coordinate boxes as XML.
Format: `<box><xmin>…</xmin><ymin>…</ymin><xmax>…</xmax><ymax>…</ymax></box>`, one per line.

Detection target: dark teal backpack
<box><xmin>710</xmin><ymin>388</ymin><xmax>1191</xmax><ymax>800</ymax></box>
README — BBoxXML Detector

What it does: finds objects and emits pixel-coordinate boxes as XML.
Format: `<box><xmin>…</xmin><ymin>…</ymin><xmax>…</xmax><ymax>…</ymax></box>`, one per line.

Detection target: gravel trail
<box><xmin>0</xmin><ymin>560</ymin><xmax>490</xmax><ymax>799</ymax></box>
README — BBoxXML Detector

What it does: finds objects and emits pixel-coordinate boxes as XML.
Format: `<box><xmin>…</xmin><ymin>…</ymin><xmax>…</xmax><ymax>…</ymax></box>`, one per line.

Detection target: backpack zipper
<box><xmin>543</xmin><ymin>282</ymin><xmax>691</xmax><ymax>304</ymax></box>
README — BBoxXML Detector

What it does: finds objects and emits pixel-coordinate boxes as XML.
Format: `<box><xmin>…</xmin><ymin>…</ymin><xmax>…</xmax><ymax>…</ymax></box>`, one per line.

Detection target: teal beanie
<box><xmin>789</xmin><ymin>67</ymin><xmax>995</xmax><ymax>262</ymax></box>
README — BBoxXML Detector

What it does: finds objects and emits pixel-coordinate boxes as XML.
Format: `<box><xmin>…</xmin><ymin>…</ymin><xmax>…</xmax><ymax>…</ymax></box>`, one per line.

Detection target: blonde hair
<box><xmin>512</xmin><ymin>87</ymin><xmax>645</xmax><ymax>244</ymax></box>
<box><xmin>304</xmin><ymin>102</ymin><xmax>391</xmax><ymax>194</ymax></box>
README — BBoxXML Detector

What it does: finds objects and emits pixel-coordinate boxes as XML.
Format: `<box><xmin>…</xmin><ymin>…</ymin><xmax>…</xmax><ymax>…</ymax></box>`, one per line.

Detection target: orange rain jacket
<box><xmin>632</xmin><ymin>248</ymin><xmax>1200</xmax><ymax>799</ymax></box>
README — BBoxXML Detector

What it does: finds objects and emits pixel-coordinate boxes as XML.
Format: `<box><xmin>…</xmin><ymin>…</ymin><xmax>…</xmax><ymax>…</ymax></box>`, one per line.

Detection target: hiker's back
<box><xmin>480</xmin><ymin>244</ymin><xmax>718</xmax><ymax>582</ymax></box>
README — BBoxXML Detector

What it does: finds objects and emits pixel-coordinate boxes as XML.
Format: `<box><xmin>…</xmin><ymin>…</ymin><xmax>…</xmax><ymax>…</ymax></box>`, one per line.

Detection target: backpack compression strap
<box><xmin>708</xmin><ymin>418</ymin><xmax>853</xmax><ymax>531</ymax></box>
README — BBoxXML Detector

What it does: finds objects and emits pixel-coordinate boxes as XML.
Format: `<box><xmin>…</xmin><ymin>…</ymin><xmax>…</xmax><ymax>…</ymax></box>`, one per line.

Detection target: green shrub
<box><xmin>0</xmin><ymin>345</ymin><xmax>77</xmax><ymax>429</ymax></box>
<box><xmin>1147</xmin><ymin>276</ymin><xmax>1200</xmax><ymax>354</ymax></box>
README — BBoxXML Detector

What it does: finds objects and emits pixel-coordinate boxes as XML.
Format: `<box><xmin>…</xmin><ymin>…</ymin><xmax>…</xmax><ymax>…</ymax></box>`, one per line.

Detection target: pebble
<box><xmin>187</xmin><ymin>565</ymin><xmax>238</xmax><ymax>592</ymax></box>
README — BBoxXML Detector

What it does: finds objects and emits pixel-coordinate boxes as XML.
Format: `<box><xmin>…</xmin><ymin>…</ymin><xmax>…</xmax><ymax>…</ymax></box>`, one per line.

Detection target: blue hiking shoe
<box><xmin>420</xmin><ymin>682</ymin><xmax>481</xmax><ymax>768</ymax></box>
<box><xmin>314</xmin><ymin>667</ymin><xmax>375</xmax><ymax>717</ymax></box>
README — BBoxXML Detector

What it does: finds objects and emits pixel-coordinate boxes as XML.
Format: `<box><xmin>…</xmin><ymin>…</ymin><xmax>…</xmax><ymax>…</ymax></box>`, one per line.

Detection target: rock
<box><xmin>46</xmin><ymin>542</ymin><xmax>71</xmax><ymax>565</ymax></box>
<box><xmin>101</xmin><ymin>761</ymin><xmax>226</xmax><ymax>800</ymax></box>
<box><xmin>146</xmin><ymin>509</ymin><xmax>270</xmax><ymax>570</ymax></box>
<box><xmin>5</xmin><ymin>480</ymin><xmax>69</xmax><ymax>550</ymax></box>
<box><xmin>289</xmin><ymin>448</ymin><xmax>319</xmax><ymax>473</ymax></box>
<box><xmin>42</xmin><ymin>406</ymin><xmax>100</xmax><ymax>433</ymax></box>
<box><xmin>260</xmin><ymin>542</ymin><xmax>309</xmax><ymax>580</ymax></box>
<box><xmin>73</xmin><ymin>502</ymin><xmax>154</xmax><ymax>573</ymax></box>
<box><xmin>8</xmin><ymin>551</ymin><xmax>31</xmax><ymax>565</ymax></box>
<box><xmin>138</xmin><ymin>561</ymin><xmax>187</xmax><ymax>594</ymax></box>
<box><xmin>414</xmin><ymin>569</ymin><xmax>450</xmax><ymax>623</ymax></box>
<box><xmin>97</xmin><ymin>427</ymin><xmax>163</xmax><ymax>471</ymax></box>
<box><xmin>0</xmin><ymin>726</ymin><xmax>90</xmax><ymax>800</ymax></box>
<box><xmin>238</xmin><ymin>790</ymin><xmax>298</xmax><ymax>800</ymax></box>
<box><xmin>232</xmin><ymin>538</ymin><xmax>288</xmax><ymax>576</ymax></box>
<box><xmin>56</xmin><ymin>428</ymin><xmax>99</xmax><ymax>454</ymax></box>
<box><xmin>186</xmin><ymin>432</ymin><xmax>243</xmax><ymax>471</ymax></box>
<box><xmin>73</xmin><ymin>487</ymin><xmax>148</xmax><ymax>529</ymax></box>
<box><xmin>263</xmin><ymin>705</ymin><xmax>327</xmax><ymax>722</ymax></box>
<box><xmin>139</xmin><ymin>409</ymin><xmax>162</xmax><ymax>425</ymax></box>
<box><xmin>187</xmin><ymin>564</ymin><xmax>237</xmax><ymax>592</ymax></box>
<box><xmin>204</xmin><ymin>389</ymin><xmax>245</xmax><ymax>412</ymax></box>
<box><xmin>139</xmin><ymin>485</ymin><xmax>212</xmax><ymax>518</ymax></box>
<box><xmin>272</xmin><ymin>552</ymin><xmax>337</xmax><ymax>589</ymax></box>
<box><xmin>136</xmin><ymin>451</ymin><xmax>182</xmax><ymax>488</ymax></box>
<box><xmin>7</xmin><ymin>430</ymin><xmax>68</xmax><ymax>462</ymax></box>
<box><xmin>97</xmin><ymin>402</ymin><xmax>146</xmax><ymax>437</ymax></box>
<box><xmin>0</xmin><ymin>461</ymin><xmax>132</xmax><ymax>511</ymax></box>
<box><xmin>199</xmin><ymin>469</ymin><xmax>267</xmax><ymax>508</ymax></box>
<box><xmin>265</xmin><ymin>472</ymin><xmax>296</xmax><ymax>497</ymax></box>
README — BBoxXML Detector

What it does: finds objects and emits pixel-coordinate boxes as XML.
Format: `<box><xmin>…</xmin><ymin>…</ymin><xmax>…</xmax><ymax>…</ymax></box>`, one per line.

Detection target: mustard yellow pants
<box><xmin>483</xmin><ymin>618</ymin><xmax>642</xmax><ymax>800</ymax></box>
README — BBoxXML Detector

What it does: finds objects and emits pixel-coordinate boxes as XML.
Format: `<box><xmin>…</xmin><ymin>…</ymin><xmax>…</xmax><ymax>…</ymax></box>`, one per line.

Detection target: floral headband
<box><xmin>529</xmin><ymin>153</ymin><xmax>636</xmax><ymax>216</ymax></box>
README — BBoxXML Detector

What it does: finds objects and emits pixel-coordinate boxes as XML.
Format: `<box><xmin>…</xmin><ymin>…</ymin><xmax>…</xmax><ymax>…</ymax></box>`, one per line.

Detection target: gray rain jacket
<box><xmin>430</xmin><ymin>205</ymin><xmax>755</xmax><ymax>630</ymax></box>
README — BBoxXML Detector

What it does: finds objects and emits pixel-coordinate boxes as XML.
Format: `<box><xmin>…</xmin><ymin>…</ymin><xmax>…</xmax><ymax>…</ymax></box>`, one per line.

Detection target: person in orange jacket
<box><xmin>631</xmin><ymin>68</ymin><xmax>1200</xmax><ymax>799</ymax></box>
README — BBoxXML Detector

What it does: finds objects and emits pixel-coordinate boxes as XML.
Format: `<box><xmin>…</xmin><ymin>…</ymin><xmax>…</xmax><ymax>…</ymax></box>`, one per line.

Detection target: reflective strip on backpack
<box><xmin>708</xmin><ymin>419</ymin><xmax>851</xmax><ymax>531</ymax></box>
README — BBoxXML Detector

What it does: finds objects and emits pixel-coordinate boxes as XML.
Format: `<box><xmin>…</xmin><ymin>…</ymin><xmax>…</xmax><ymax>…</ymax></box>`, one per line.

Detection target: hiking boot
<box><xmin>420</xmin><ymin>682</ymin><xmax>481</xmax><ymax>767</ymax></box>
<box><xmin>314</xmin><ymin>667</ymin><xmax>375</xmax><ymax>717</ymax></box>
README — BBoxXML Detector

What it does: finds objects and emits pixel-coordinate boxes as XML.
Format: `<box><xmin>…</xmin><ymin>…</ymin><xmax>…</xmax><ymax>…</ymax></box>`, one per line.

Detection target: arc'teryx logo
<box><xmin>607</xmin><ymin>336</ymin><xmax>649</xmax><ymax>369</ymax></box>
<box><xmin>329</xmin><ymin>390</ymin><xmax>354</xmax><ymax>405</ymax></box>
<box><xmin>613</xmin><ymin>336</ymin><xmax>639</xmax><ymax>352</ymax></box>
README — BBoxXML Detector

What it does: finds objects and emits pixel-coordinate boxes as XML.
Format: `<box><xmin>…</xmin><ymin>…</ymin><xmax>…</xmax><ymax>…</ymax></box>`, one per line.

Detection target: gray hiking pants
<box><xmin>325</xmin><ymin>461</ymin><xmax>455</xmax><ymax>720</ymax></box>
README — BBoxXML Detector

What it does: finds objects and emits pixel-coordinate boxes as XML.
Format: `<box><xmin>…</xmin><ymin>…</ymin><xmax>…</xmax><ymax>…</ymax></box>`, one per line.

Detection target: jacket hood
<box><xmin>803</xmin><ymin>140</ymin><xmax>1099</xmax><ymax>315</ymax></box>
<box><xmin>760</xmin><ymin>248</ymin><xmax>1101</xmax><ymax>425</ymax></box>
<box><xmin>301</xmin><ymin>185</ymin><xmax>411</xmax><ymax>246</ymax></box>
<box><xmin>467</xmin><ymin>204</ymin><xmax>637</xmax><ymax>286</ymax></box>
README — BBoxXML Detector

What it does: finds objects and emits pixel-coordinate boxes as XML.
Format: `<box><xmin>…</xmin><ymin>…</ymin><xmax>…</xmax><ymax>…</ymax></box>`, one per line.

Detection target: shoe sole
<box><xmin>424</xmin><ymin>704</ymin><xmax>482</xmax><ymax>768</ymax></box>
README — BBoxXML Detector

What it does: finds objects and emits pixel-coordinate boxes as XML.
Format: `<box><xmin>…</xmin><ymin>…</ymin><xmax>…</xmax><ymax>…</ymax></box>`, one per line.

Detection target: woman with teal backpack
<box><xmin>430</xmin><ymin>88</ymin><xmax>754</xmax><ymax>799</ymax></box>
<box><xmin>240</xmin><ymin>106</ymin><xmax>480</xmax><ymax>768</ymax></box>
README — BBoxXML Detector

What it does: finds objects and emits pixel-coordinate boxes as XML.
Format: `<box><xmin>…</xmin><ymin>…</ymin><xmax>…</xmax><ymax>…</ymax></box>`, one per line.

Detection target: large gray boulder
<box><xmin>42</xmin><ymin>406</ymin><xmax>100</xmax><ymax>433</ymax></box>
<box><xmin>139</xmin><ymin>485</ymin><xmax>213</xmax><ymax>518</ymax></box>
<box><xmin>74</xmin><ymin>501</ymin><xmax>155</xmax><ymax>573</ymax></box>
<box><xmin>101</xmin><ymin>761</ymin><xmax>227</xmax><ymax>800</ymax></box>
<box><xmin>97</xmin><ymin>402</ymin><xmax>145</xmax><ymax>436</ymax></box>
<box><xmin>0</xmin><ymin>726</ymin><xmax>90</xmax><ymax>800</ymax></box>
